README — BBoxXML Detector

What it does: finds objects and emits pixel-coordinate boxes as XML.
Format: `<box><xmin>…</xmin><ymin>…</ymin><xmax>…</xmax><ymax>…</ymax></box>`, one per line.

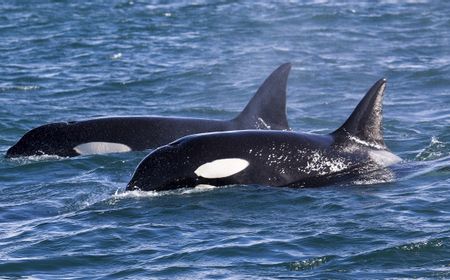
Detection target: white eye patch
<box><xmin>194</xmin><ymin>158</ymin><xmax>249</xmax><ymax>179</ymax></box>
<box><xmin>73</xmin><ymin>142</ymin><xmax>131</xmax><ymax>155</ymax></box>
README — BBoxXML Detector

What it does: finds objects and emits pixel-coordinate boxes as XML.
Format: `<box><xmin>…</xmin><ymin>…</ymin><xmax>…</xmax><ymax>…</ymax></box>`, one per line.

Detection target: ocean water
<box><xmin>0</xmin><ymin>0</ymin><xmax>449</xmax><ymax>278</ymax></box>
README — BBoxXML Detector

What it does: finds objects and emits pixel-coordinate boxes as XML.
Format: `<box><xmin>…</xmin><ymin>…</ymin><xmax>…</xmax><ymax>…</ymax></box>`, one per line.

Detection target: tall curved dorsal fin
<box><xmin>332</xmin><ymin>78</ymin><xmax>387</xmax><ymax>148</ymax></box>
<box><xmin>234</xmin><ymin>63</ymin><xmax>291</xmax><ymax>130</ymax></box>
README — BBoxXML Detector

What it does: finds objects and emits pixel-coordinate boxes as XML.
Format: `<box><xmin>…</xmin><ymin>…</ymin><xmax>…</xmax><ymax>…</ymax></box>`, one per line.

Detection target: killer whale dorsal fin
<box><xmin>332</xmin><ymin>78</ymin><xmax>388</xmax><ymax>148</ymax></box>
<box><xmin>233</xmin><ymin>63</ymin><xmax>291</xmax><ymax>130</ymax></box>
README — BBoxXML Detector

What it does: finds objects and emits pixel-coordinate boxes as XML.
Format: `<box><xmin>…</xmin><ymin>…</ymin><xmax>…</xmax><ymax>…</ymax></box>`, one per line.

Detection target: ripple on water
<box><xmin>0</xmin><ymin>0</ymin><xmax>450</xmax><ymax>279</ymax></box>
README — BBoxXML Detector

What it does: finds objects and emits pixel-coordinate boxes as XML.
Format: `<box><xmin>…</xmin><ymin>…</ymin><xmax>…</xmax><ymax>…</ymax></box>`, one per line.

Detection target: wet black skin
<box><xmin>126</xmin><ymin>130</ymin><xmax>376</xmax><ymax>191</ymax></box>
<box><xmin>6</xmin><ymin>63</ymin><xmax>292</xmax><ymax>158</ymax></box>
<box><xmin>127</xmin><ymin>78</ymin><xmax>398</xmax><ymax>191</ymax></box>
<box><xmin>6</xmin><ymin>117</ymin><xmax>237</xmax><ymax>158</ymax></box>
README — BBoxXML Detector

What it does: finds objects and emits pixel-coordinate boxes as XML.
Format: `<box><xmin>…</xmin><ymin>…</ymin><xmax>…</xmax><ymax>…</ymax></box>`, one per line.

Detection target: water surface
<box><xmin>0</xmin><ymin>1</ymin><xmax>449</xmax><ymax>279</ymax></box>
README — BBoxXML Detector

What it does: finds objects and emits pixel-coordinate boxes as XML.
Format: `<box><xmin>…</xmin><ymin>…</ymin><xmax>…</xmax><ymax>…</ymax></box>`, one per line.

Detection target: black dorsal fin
<box><xmin>233</xmin><ymin>63</ymin><xmax>291</xmax><ymax>130</ymax></box>
<box><xmin>332</xmin><ymin>78</ymin><xmax>388</xmax><ymax>148</ymax></box>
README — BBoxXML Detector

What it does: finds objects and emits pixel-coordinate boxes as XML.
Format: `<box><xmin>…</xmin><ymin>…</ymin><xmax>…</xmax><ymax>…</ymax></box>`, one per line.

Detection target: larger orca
<box><xmin>127</xmin><ymin>78</ymin><xmax>401</xmax><ymax>191</ymax></box>
<box><xmin>6</xmin><ymin>63</ymin><xmax>291</xmax><ymax>158</ymax></box>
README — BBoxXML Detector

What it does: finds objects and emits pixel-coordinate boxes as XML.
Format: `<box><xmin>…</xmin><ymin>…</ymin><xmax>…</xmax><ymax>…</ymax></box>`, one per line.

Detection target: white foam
<box><xmin>7</xmin><ymin>154</ymin><xmax>67</xmax><ymax>164</ymax></box>
<box><xmin>73</xmin><ymin>142</ymin><xmax>131</xmax><ymax>155</ymax></box>
<box><xmin>113</xmin><ymin>189</ymin><xmax>162</xmax><ymax>198</ymax></box>
<box><xmin>415</xmin><ymin>136</ymin><xmax>447</xmax><ymax>160</ymax></box>
<box><xmin>113</xmin><ymin>184</ymin><xmax>220</xmax><ymax>199</ymax></box>
<box><xmin>183</xmin><ymin>184</ymin><xmax>217</xmax><ymax>194</ymax></box>
<box><xmin>351</xmin><ymin>166</ymin><xmax>398</xmax><ymax>185</ymax></box>
<box><xmin>194</xmin><ymin>158</ymin><xmax>249</xmax><ymax>179</ymax></box>
<box><xmin>111</xmin><ymin>53</ymin><xmax>122</xmax><ymax>60</ymax></box>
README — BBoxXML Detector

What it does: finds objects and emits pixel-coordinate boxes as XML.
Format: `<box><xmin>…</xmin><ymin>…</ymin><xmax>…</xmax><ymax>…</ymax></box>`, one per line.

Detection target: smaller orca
<box><xmin>127</xmin><ymin>78</ymin><xmax>401</xmax><ymax>191</ymax></box>
<box><xmin>6</xmin><ymin>63</ymin><xmax>291</xmax><ymax>158</ymax></box>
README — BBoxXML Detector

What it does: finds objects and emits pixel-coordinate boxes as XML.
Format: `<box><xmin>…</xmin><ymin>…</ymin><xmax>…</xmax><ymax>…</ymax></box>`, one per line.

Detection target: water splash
<box><xmin>416</xmin><ymin>136</ymin><xmax>448</xmax><ymax>161</ymax></box>
<box><xmin>6</xmin><ymin>154</ymin><xmax>68</xmax><ymax>165</ymax></box>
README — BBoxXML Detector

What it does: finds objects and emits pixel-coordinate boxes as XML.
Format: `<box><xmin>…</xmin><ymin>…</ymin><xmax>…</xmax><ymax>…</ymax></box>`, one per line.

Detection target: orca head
<box><xmin>126</xmin><ymin>139</ymin><xmax>199</xmax><ymax>192</ymax></box>
<box><xmin>6</xmin><ymin>122</ymin><xmax>76</xmax><ymax>158</ymax></box>
<box><xmin>126</xmin><ymin>136</ymin><xmax>251</xmax><ymax>192</ymax></box>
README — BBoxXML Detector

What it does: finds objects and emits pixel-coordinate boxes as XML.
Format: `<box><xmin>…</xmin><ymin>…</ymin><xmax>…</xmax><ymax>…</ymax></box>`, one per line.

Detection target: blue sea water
<box><xmin>0</xmin><ymin>0</ymin><xmax>449</xmax><ymax>278</ymax></box>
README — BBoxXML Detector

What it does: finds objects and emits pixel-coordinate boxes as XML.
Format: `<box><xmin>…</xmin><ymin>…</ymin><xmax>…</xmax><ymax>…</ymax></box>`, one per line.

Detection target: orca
<box><xmin>5</xmin><ymin>63</ymin><xmax>291</xmax><ymax>158</ymax></box>
<box><xmin>127</xmin><ymin>78</ymin><xmax>401</xmax><ymax>191</ymax></box>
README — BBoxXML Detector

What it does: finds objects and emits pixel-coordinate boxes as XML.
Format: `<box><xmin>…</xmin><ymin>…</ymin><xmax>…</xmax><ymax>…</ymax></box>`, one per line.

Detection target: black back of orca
<box><xmin>127</xmin><ymin>78</ymin><xmax>401</xmax><ymax>191</ymax></box>
<box><xmin>6</xmin><ymin>63</ymin><xmax>291</xmax><ymax>158</ymax></box>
